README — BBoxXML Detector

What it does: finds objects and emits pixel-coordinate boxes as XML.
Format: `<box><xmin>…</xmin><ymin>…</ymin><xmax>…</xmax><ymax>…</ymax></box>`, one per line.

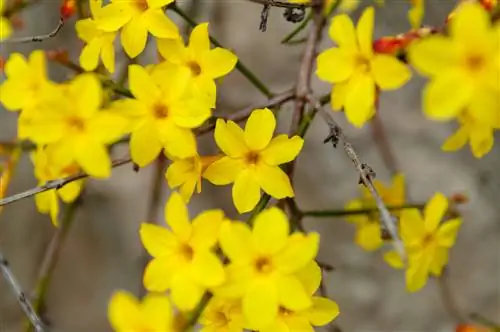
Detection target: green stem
<box><xmin>303</xmin><ymin>203</ymin><xmax>424</xmax><ymax>217</ymax></box>
<box><xmin>171</xmin><ymin>5</ymin><xmax>273</xmax><ymax>98</ymax></box>
<box><xmin>281</xmin><ymin>12</ymin><xmax>312</xmax><ymax>44</ymax></box>
<box><xmin>247</xmin><ymin>194</ymin><xmax>272</xmax><ymax>225</ymax></box>
<box><xmin>470</xmin><ymin>313</ymin><xmax>500</xmax><ymax>331</ymax></box>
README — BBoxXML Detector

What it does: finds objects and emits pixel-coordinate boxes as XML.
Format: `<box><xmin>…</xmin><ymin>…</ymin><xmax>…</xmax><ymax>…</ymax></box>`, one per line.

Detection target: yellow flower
<box><xmin>408</xmin><ymin>0</ymin><xmax>425</xmax><ymax>29</ymax></box>
<box><xmin>96</xmin><ymin>0</ymin><xmax>179</xmax><ymax>58</ymax></box>
<box><xmin>345</xmin><ymin>173</ymin><xmax>405</xmax><ymax>251</ymax></box>
<box><xmin>31</xmin><ymin>148</ymin><xmax>83</xmax><ymax>226</ymax></box>
<box><xmin>316</xmin><ymin>7</ymin><xmax>411</xmax><ymax>127</ymax></box>
<box><xmin>75</xmin><ymin>0</ymin><xmax>117</xmax><ymax>73</ymax></box>
<box><xmin>165</xmin><ymin>154</ymin><xmax>220</xmax><ymax>203</ymax></box>
<box><xmin>0</xmin><ymin>51</ymin><xmax>57</xmax><ymax>115</ymax></box>
<box><xmin>203</xmin><ymin>108</ymin><xmax>304</xmax><ymax>213</ymax></box>
<box><xmin>200</xmin><ymin>297</ymin><xmax>245</xmax><ymax>332</ymax></box>
<box><xmin>114</xmin><ymin>64</ymin><xmax>212</xmax><ymax>166</ymax></box>
<box><xmin>216</xmin><ymin>207</ymin><xmax>319</xmax><ymax>328</ymax></box>
<box><xmin>257</xmin><ymin>261</ymin><xmax>340</xmax><ymax>332</ymax></box>
<box><xmin>0</xmin><ymin>0</ymin><xmax>12</xmax><ymax>40</ymax></box>
<box><xmin>157</xmin><ymin>22</ymin><xmax>238</xmax><ymax>107</ymax></box>
<box><xmin>22</xmin><ymin>74</ymin><xmax>127</xmax><ymax>178</ymax></box>
<box><xmin>408</xmin><ymin>2</ymin><xmax>500</xmax><ymax>123</ymax></box>
<box><xmin>108</xmin><ymin>290</ymin><xmax>174</xmax><ymax>332</ymax></box>
<box><xmin>140</xmin><ymin>192</ymin><xmax>226</xmax><ymax>311</ymax></box>
<box><xmin>442</xmin><ymin>110</ymin><xmax>498</xmax><ymax>158</ymax></box>
<box><xmin>384</xmin><ymin>193</ymin><xmax>462</xmax><ymax>292</ymax></box>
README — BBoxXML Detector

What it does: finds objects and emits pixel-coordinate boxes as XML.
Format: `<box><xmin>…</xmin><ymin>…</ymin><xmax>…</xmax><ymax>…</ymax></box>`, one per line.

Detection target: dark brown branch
<box><xmin>2</xmin><ymin>18</ymin><xmax>64</xmax><ymax>44</ymax></box>
<box><xmin>247</xmin><ymin>0</ymin><xmax>310</xmax><ymax>9</ymax></box>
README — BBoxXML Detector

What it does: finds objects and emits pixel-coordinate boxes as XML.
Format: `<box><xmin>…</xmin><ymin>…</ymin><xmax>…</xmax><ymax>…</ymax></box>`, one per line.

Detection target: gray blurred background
<box><xmin>0</xmin><ymin>0</ymin><xmax>499</xmax><ymax>331</ymax></box>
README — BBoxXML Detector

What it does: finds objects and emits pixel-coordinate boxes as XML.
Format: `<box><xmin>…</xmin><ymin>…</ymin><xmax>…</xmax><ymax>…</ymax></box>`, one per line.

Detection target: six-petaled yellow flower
<box><xmin>384</xmin><ymin>192</ymin><xmax>462</xmax><ymax>292</ymax></box>
<box><xmin>140</xmin><ymin>192</ymin><xmax>226</xmax><ymax>310</ymax></box>
<box><xmin>216</xmin><ymin>207</ymin><xmax>319</xmax><ymax>328</ymax></box>
<box><xmin>108</xmin><ymin>290</ymin><xmax>174</xmax><ymax>332</ymax></box>
<box><xmin>96</xmin><ymin>0</ymin><xmax>179</xmax><ymax>58</ymax></box>
<box><xmin>158</xmin><ymin>22</ymin><xmax>238</xmax><ymax>107</ymax></box>
<box><xmin>316</xmin><ymin>6</ymin><xmax>411</xmax><ymax>127</ymax></box>
<box><xmin>346</xmin><ymin>173</ymin><xmax>405</xmax><ymax>251</ymax></box>
<box><xmin>204</xmin><ymin>108</ymin><xmax>304</xmax><ymax>213</ymax></box>
<box><xmin>75</xmin><ymin>0</ymin><xmax>117</xmax><ymax>73</ymax></box>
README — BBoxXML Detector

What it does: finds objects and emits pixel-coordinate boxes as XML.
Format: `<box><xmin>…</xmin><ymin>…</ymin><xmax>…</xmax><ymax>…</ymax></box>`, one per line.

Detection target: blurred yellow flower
<box><xmin>200</xmin><ymin>297</ymin><xmax>245</xmax><ymax>332</ymax></box>
<box><xmin>204</xmin><ymin>108</ymin><xmax>303</xmax><ymax>213</ymax></box>
<box><xmin>216</xmin><ymin>208</ymin><xmax>319</xmax><ymax>328</ymax></box>
<box><xmin>0</xmin><ymin>0</ymin><xmax>12</xmax><ymax>41</ymax></box>
<box><xmin>346</xmin><ymin>173</ymin><xmax>405</xmax><ymax>251</ymax></box>
<box><xmin>108</xmin><ymin>291</ymin><xmax>174</xmax><ymax>332</ymax></box>
<box><xmin>141</xmin><ymin>192</ymin><xmax>226</xmax><ymax>310</ymax></box>
<box><xmin>384</xmin><ymin>193</ymin><xmax>462</xmax><ymax>292</ymax></box>
<box><xmin>408</xmin><ymin>0</ymin><xmax>425</xmax><ymax>28</ymax></box>
<box><xmin>316</xmin><ymin>7</ymin><xmax>411</xmax><ymax>127</ymax></box>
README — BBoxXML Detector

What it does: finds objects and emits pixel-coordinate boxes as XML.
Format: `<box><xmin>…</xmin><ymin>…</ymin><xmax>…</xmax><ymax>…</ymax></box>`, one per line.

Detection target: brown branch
<box><xmin>247</xmin><ymin>0</ymin><xmax>310</xmax><ymax>9</ymax></box>
<box><xmin>306</xmin><ymin>94</ymin><xmax>407</xmax><ymax>261</ymax></box>
<box><xmin>371</xmin><ymin>98</ymin><xmax>399</xmax><ymax>175</ymax></box>
<box><xmin>2</xmin><ymin>18</ymin><xmax>64</xmax><ymax>44</ymax></box>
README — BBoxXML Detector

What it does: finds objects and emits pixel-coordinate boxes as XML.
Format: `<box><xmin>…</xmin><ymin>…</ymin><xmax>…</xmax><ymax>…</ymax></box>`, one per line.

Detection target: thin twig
<box><xmin>303</xmin><ymin>203</ymin><xmax>425</xmax><ymax>217</ymax></box>
<box><xmin>2</xmin><ymin>18</ymin><xmax>64</xmax><ymax>44</ymax></box>
<box><xmin>438</xmin><ymin>268</ymin><xmax>466</xmax><ymax>324</ymax></box>
<box><xmin>0</xmin><ymin>252</ymin><xmax>46</xmax><ymax>332</ymax></box>
<box><xmin>307</xmin><ymin>94</ymin><xmax>407</xmax><ymax>261</ymax></box>
<box><xmin>247</xmin><ymin>0</ymin><xmax>310</xmax><ymax>9</ymax></box>
<box><xmin>371</xmin><ymin>99</ymin><xmax>399</xmax><ymax>175</ymax></box>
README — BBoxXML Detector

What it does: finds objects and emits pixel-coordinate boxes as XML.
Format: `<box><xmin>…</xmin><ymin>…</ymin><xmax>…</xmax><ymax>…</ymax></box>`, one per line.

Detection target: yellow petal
<box><xmin>316</xmin><ymin>48</ymin><xmax>355</xmax><ymax>83</ymax></box>
<box><xmin>244</xmin><ymin>108</ymin><xmax>276</xmax><ymax>151</ymax></box>
<box><xmin>255</xmin><ymin>164</ymin><xmax>294</xmax><ymax>199</ymax></box>
<box><xmin>442</xmin><ymin>126</ymin><xmax>468</xmax><ymax>152</ymax></box>
<box><xmin>408</xmin><ymin>36</ymin><xmax>458</xmax><ymax>77</ymax></box>
<box><xmin>161</xmin><ymin>125</ymin><xmax>197</xmax><ymax>158</ymax></box>
<box><xmin>165</xmin><ymin>192</ymin><xmax>192</xmax><ymax>241</ymax></box>
<box><xmin>144</xmin><ymin>8</ymin><xmax>179</xmax><ymax>38</ymax></box>
<box><xmin>190</xmin><ymin>209</ymin><xmax>225</xmax><ymax>250</ymax></box>
<box><xmin>157</xmin><ymin>38</ymin><xmax>188</xmax><ymax>64</ymax></box>
<box><xmin>80</xmin><ymin>41</ymin><xmax>101</xmax><ymax>72</ymax></box>
<box><xmin>355</xmin><ymin>222</ymin><xmax>383</xmax><ymax>251</ymax></box>
<box><xmin>423</xmin><ymin>72</ymin><xmax>472</xmax><ymax>121</ymax></box>
<box><xmin>75</xmin><ymin>18</ymin><xmax>98</xmax><ymax>43</ymax></box>
<box><xmin>121</xmin><ymin>17</ymin><xmax>148</xmax><ymax>58</ymax></box>
<box><xmin>189</xmin><ymin>22</ymin><xmax>210</xmax><ymax>53</ymax></box>
<box><xmin>74</xmin><ymin>139</ymin><xmax>111</xmax><ymax>178</ymax></box>
<box><xmin>371</xmin><ymin>55</ymin><xmax>411</xmax><ymax>90</ymax></box>
<box><xmin>130</xmin><ymin>121</ymin><xmax>163</xmax><ymax>167</ymax></box>
<box><xmin>437</xmin><ymin>218</ymin><xmax>462</xmax><ymax>248</ymax></box>
<box><xmin>141</xmin><ymin>294</ymin><xmax>173</xmax><ymax>330</ymax></box>
<box><xmin>191</xmin><ymin>251</ymin><xmax>225</xmax><ymax>287</ymax></box>
<box><xmin>252</xmin><ymin>207</ymin><xmax>289</xmax><ymax>254</ymax></box>
<box><xmin>203</xmin><ymin>156</ymin><xmax>245</xmax><ymax>185</ymax></box>
<box><xmin>307</xmin><ymin>297</ymin><xmax>340</xmax><ymax>326</ymax></box>
<box><xmin>95</xmin><ymin>3</ymin><xmax>131</xmax><ymax>31</ymax></box>
<box><xmin>108</xmin><ymin>291</ymin><xmax>141</xmax><ymax>331</ymax></box>
<box><xmin>383</xmin><ymin>250</ymin><xmax>405</xmax><ymax>269</ymax></box>
<box><xmin>261</xmin><ymin>135</ymin><xmax>304</xmax><ymax>166</ymax></box>
<box><xmin>408</xmin><ymin>0</ymin><xmax>424</xmax><ymax>29</ymax></box>
<box><xmin>331</xmin><ymin>81</ymin><xmax>349</xmax><ymax>111</ymax></box>
<box><xmin>277</xmin><ymin>275</ymin><xmax>312</xmax><ymax>311</ymax></box>
<box><xmin>203</xmin><ymin>47</ymin><xmax>238</xmax><ymax>78</ymax></box>
<box><xmin>0</xmin><ymin>17</ymin><xmax>12</xmax><ymax>41</ymax></box>
<box><xmin>171</xmin><ymin>276</ymin><xmax>204</xmax><ymax>311</ymax></box>
<box><xmin>406</xmin><ymin>254</ymin><xmax>432</xmax><ymax>292</ymax></box>
<box><xmin>400</xmin><ymin>208</ymin><xmax>425</xmax><ymax>245</ymax></box>
<box><xmin>469</xmin><ymin>126</ymin><xmax>494</xmax><ymax>158</ymax></box>
<box><xmin>390</xmin><ymin>173</ymin><xmax>405</xmax><ymax>204</ymax></box>
<box><xmin>429</xmin><ymin>247</ymin><xmax>448</xmax><ymax>277</ymax></box>
<box><xmin>128</xmin><ymin>64</ymin><xmax>161</xmax><ymax>101</ymax></box>
<box><xmin>243</xmin><ymin>278</ymin><xmax>278</xmax><ymax>328</ymax></box>
<box><xmin>344</xmin><ymin>73</ymin><xmax>376</xmax><ymax>127</ymax></box>
<box><xmin>219</xmin><ymin>222</ymin><xmax>253</xmax><ymax>262</ymax></box>
<box><xmin>356</xmin><ymin>6</ymin><xmax>374</xmax><ymax>57</ymax></box>
<box><xmin>140</xmin><ymin>223</ymin><xmax>176</xmax><ymax>257</ymax></box>
<box><xmin>275</xmin><ymin>232</ymin><xmax>320</xmax><ymax>274</ymax></box>
<box><xmin>166</xmin><ymin>158</ymin><xmax>197</xmax><ymax>188</ymax></box>
<box><xmin>143</xmin><ymin>257</ymin><xmax>172</xmax><ymax>292</ymax></box>
<box><xmin>70</xmin><ymin>73</ymin><xmax>102</xmax><ymax>117</ymax></box>
<box><xmin>147</xmin><ymin>0</ymin><xmax>175</xmax><ymax>9</ymax></box>
<box><xmin>88</xmin><ymin>112</ymin><xmax>128</xmax><ymax>144</ymax></box>
<box><xmin>58</xmin><ymin>181</ymin><xmax>82</xmax><ymax>203</ymax></box>
<box><xmin>469</xmin><ymin>87</ymin><xmax>500</xmax><ymax>126</ymax></box>
<box><xmin>424</xmin><ymin>192</ymin><xmax>448</xmax><ymax>232</ymax></box>
<box><xmin>450</xmin><ymin>2</ymin><xmax>491</xmax><ymax>46</ymax></box>
<box><xmin>101</xmin><ymin>41</ymin><xmax>115</xmax><ymax>73</ymax></box>
<box><xmin>295</xmin><ymin>261</ymin><xmax>321</xmax><ymax>295</ymax></box>
<box><xmin>214</xmin><ymin>119</ymin><xmax>248</xmax><ymax>158</ymax></box>
<box><xmin>328</xmin><ymin>14</ymin><xmax>357</xmax><ymax>51</ymax></box>
<box><xmin>232</xmin><ymin>169</ymin><xmax>261</xmax><ymax>213</ymax></box>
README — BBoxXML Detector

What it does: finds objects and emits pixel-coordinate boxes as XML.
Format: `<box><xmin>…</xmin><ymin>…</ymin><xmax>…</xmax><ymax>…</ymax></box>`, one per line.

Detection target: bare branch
<box><xmin>306</xmin><ymin>94</ymin><xmax>407</xmax><ymax>261</ymax></box>
<box><xmin>247</xmin><ymin>0</ymin><xmax>310</xmax><ymax>9</ymax></box>
<box><xmin>2</xmin><ymin>18</ymin><xmax>64</xmax><ymax>44</ymax></box>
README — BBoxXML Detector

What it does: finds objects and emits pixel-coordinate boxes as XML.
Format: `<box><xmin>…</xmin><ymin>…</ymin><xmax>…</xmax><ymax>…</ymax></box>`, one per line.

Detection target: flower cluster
<box><xmin>108</xmin><ymin>193</ymin><xmax>339</xmax><ymax>331</ymax></box>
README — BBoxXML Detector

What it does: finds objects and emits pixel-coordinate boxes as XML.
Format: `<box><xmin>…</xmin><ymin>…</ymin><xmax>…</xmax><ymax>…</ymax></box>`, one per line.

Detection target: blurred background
<box><xmin>0</xmin><ymin>0</ymin><xmax>499</xmax><ymax>331</ymax></box>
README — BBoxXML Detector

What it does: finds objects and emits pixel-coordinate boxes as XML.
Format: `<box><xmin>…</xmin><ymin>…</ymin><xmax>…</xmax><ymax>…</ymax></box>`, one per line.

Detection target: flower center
<box><xmin>355</xmin><ymin>55</ymin><xmax>370</xmax><ymax>72</ymax></box>
<box><xmin>278</xmin><ymin>306</ymin><xmax>293</xmax><ymax>316</ymax></box>
<box><xmin>153</xmin><ymin>103</ymin><xmax>169</xmax><ymax>119</ymax></box>
<box><xmin>179</xmin><ymin>243</ymin><xmax>194</xmax><ymax>261</ymax></box>
<box><xmin>254</xmin><ymin>256</ymin><xmax>273</xmax><ymax>274</ymax></box>
<box><xmin>187</xmin><ymin>61</ymin><xmax>202</xmax><ymax>76</ymax></box>
<box><xmin>465</xmin><ymin>54</ymin><xmax>485</xmax><ymax>73</ymax></box>
<box><xmin>135</xmin><ymin>0</ymin><xmax>148</xmax><ymax>11</ymax></box>
<box><xmin>245</xmin><ymin>151</ymin><xmax>260</xmax><ymax>165</ymax></box>
<box><xmin>214</xmin><ymin>311</ymin><xmax>230</xmax><ymax>327</ymax></box>
<box><xmin>422</xmin><ymin>233</ymin><xmax>435</xmax><ymax>247</ymax></box>
<box><xmin>67</xmin><ymin>116</ymin><xmax>85</xmax><ymax>132</ymax></box>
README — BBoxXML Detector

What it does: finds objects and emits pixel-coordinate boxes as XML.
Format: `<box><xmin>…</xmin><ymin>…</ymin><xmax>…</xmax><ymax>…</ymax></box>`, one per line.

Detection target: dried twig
<box><xmin>0</xmin><ymin>252</ymin><xmax>46</xmax><ymax>332</ymax></box>
<box><xmin>2</xmin><ymin>18</ymin><xmax>64</xmax><ymax>44</ymax></box>
<box><xmin>247</xmin><ymin>0</ymin><xmax>310</xmax><ymax>9</ymax></box>
<box><xmin>306</xmin><ymin>94</ymin><xmax>406</xmax><ymax>261</ymax></box>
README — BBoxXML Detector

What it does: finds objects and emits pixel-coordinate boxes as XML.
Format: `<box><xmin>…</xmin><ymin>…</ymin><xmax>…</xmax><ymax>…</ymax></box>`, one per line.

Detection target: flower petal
<box><xmin>331</xmin><ymin>81</ymin><xmax>349</xmax><ymax>111</ymax></box>
<box><xmin>74</xmin><ymin>139</ymin><xmax>110</xmax><ymax>178</ymax></box>
<box><xmin>121</xmin><ymin>17</ymin><xmax>148</xmax><ymax>58</ymax></box>
<box><xmin>243</xmin><ymin>278</ymin><xmax>278</xmax><ymax>328</ymax></box>
<box><xmin>450</xmin><ymin>2</ymin><xmax>491</xmax><ymax>46</ymax></box>
<box><xmin>143</xmin><ymin>257</ymin><xmax>172</xmax><ymax>292</ymax></box>
<box><xmin>244</xmin><ymin>108</ymin><xmax>276</xmax><ymax>151</ymax></box>
<box><xmin>101</xmin><ymin>41</ymin><xmax>115</xmax><ymax>73</ymax></box>
<box><xmin>328</xmin><ymin>14</ymin><xmax>357</xmax><ymax>51</ymax></box>
<box><xmin>165</xmin><ymin>192</ymin><xmax>192</xmax><ymax>241</ymax></box>
<box><xmin>219</xmin><ymin>222</ymin><xmax>253</xmax><ymax>262</ymax></box>
<box><xmin>356</xmin><ymin>6</ymin><xmax>374</xmax><ymax>57</ymax></box>
<box><xmin>108</xmin><ymin>291</ymin><xmax>141</xmax><ymax>331</ymax></box>
<box><xmin>355</xmin><ymin>222</ymin><xmax>383</xmax><ymax>251</ymax></box>
<box><xmin>70</xmin><ymin>73</ymin><xmax>102</xmax><ymax>117</ymax></box>
<box><xmin>141</xmin><ymin>294</ymin><xmax>173</xmax><ymax>330</ymax></box>
<box><xmin>255</xmin><ymin>164</ymin><xmax>294</xmax><ymax>199</ymax></box>
<box><xmin>344</xmin><ymin>73</ymin><xmax>376</xmax><ymax>127</ymax></box>
<box><xmin>161</xmin><ymin>124</ymin><xmax>198</xmax><ymax>158</ymax></box>
<box><xmin>371</xmin><ymin>55</ymin><xmax>411</xmax><ymax>90</ymax></box>
<box><xmin>469</xmin><ymin>125</ymin><xmax>494</xmax><ymax>158</ymax></box>
<box><xmin>261</xmin><ymin>135</ymin><xmax>304</xmax><ymax>166</ymax></box>
<box><xmin>214</xmin><ymin>119</ymin><xmax>248</xmax><ymax>158</ymax></box>
<box><xmin>191</xmin><ymin>209</ymin><xmax>225</xmax><ymax>250</ymax></box>
<box><xmin>406</xmin><ymin>253</ymin><xmax>432</xmax><ymax>292</ymax></box>
<box><xmin>88</xmin><ymin>112</ymin><xmax>128</xmax><ymax>144</ymax></box>
<box><xmin>191</xmin><ymin>251</ymin><xmax>225</xmax><ymax>287</ymax></box>
<box><xmin>232</xmin><ymin>169</ymin><xmax>261</xmax><ymax>213</ymax></box>
<box><xmin>95</xmin><ymin>3</ymin><xmax>131</xmax><ymax>31</ymax></box>
<box><xmin>295</xmin><ymin>261</ymin><xmax>321</xmax><ymax>295</ymax></box>
<box><xmin>408</xmin><ymin>36</ymin><xmax>458</xmax><ymax>77</ymax></box>
<box><xmin>130</xmin><ymin>121</ymin><xmax>163</xmax><ymax>167</ymax></box>
<box><xmin>400</xmin><ymin>208</ymin><xmax>425</xmax><ymax>245</ymax></box>
<box><xmin>277</xmin><ymin>275</ymin><xmax>312</xmax><ymax>311</ymax></box>
<box><xmin>316</xmin><ymin>48</ymin><xmax>355</xmax><ymax>83</ymax></box>
<box><xmin>442</xmin><ymin>126</ymin><xmax>468</xmax><ymax>152</ymax></box>
<box><xmin>140</xmin><ymin>223</ymin><xmax>176</xmax><ymax>257</ymax></box>
<box><xmin>252</xmin><ymin>207</ymin><xmax>289</xmax><ymax>255</ymax></box>
<box><xmin>171</xmin><ymin>276</ymin><xmax>204</xmax><ymax>311</ymax></box>
<box><xmin>275</xmin><ymin>232</ymin><xmax>320</xmax><ymax>274</ymax></box>
<box><xmin>79</xmin><ymin>41</ymin><xmax>101</xmax><ymax>72</ymax></box>
<box><xmin>383</xmin><ymin>250</ymin><xmax>405</xmax><ymax>269</ymax></box>
<box><xmin>128</xmin><ymin>64</ymin><xmax>161</xmax><ymax>101</ymax></box>
<box><xmin>424</xmin><ymin>192</ymin><xmax>448</xmax><ymax>232</ymax></box>
<box><xmin>437</xmin><ymin>218</ymin><xmax>462</xmax><ymax>248</ymax></box>
<box><xmin>203</xmin><ymin>156</ymin><xmax>245</xmax><ymax>185</ymax></box>
<box><xmin>307</xmin><ymin>297</ymin><xmax>340</xmax><ymax>326</ymax></box>
<box><xmin>203</xmin><ymin>48</ymin><xmax>238</xmax><ymax>78</ymax></box>
<box><xmin>145</xmin><ymin>9</ymin><xmax>179</xmax><ymax>38</ymax></box>
<box><xmin>189</xmin><ymin>22</ymin><xmax>210</xmax><ymax>53</ymax></box>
